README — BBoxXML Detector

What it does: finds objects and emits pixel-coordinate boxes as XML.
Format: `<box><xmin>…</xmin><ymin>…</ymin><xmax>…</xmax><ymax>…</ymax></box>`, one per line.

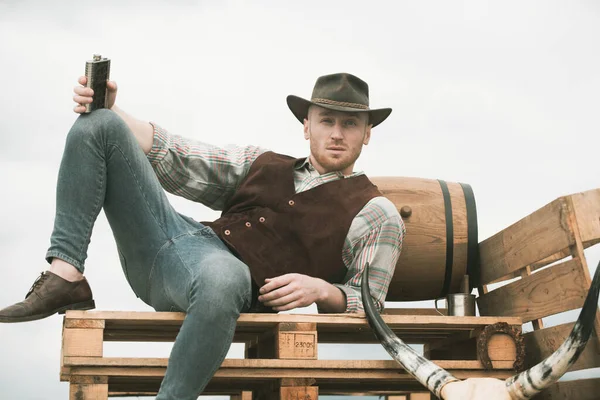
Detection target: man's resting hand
<box><xmin>258</xmin><ymin>273</ymin><xmax>330</xmax><ymax>311</ymax></box>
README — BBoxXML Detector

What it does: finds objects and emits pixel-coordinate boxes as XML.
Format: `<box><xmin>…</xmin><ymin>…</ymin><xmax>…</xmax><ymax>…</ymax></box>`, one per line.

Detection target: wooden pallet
<box><xmin>61</xmin><ymin>311</ymin><xmax>521</xmax><ymax>399</ymax></box>
<box><xmin>59</xmin><ymin>187</ymin><xmax>600</xmax><ymax>399</ymax></box>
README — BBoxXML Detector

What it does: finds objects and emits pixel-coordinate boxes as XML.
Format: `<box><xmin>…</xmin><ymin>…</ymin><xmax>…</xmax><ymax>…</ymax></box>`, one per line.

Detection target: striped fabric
<box><xmin>147</xmin><ymin>123</ymin><xmax>405</xmax><ymax>312</ymax></box>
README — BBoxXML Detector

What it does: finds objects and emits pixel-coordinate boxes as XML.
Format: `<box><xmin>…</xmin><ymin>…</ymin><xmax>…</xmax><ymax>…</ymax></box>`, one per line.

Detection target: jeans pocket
<box><xmin>195</xmin><ymin>225</ymin><xmax>217</xmax><ymax>238</ymax></box>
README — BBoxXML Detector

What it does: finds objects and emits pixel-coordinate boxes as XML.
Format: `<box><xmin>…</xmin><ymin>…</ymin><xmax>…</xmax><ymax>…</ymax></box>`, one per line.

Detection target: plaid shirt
<box><xmin>147</xmin><ymin>123</ymin><xmax>405</xmax><ymax>312</ymax></box>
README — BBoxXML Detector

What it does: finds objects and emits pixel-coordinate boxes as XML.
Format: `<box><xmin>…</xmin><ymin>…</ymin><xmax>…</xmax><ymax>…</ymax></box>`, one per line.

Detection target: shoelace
<box><xmin>25</xmin><ymin>272</ymin><xmax>50</xmax><ymax>299</ymax></box>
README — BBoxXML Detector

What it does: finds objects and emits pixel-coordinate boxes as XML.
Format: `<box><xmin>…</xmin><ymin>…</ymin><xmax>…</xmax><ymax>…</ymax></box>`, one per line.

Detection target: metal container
<box><xmin>435</xmin><ymin>293</ymin><xmax>477</xmax><ymax>316</ymax></box>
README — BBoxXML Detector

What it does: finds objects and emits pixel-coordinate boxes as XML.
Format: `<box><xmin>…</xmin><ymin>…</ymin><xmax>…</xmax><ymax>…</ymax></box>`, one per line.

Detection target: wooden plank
<box><xmin>231</xmin><ymin>391</ymin><xmax>253</xmax><ymax>400</ymax></box>
<box><xmin>63</xmin><ymin>328</ymin><xmax>103</xmax><ymax>357</ymax></box>
<box><xmin>524</xmin><ymin>322</ymin><xmax>600</xmax><ymax>371</ymax></box>
<box><xmin>280</xmin><ymin>378</ymin><xmax>316</xmax><ymax>387</ymax></box>
<box><xmin>409</xmin><ymin>394</ymin><xmax>432</xmax><ymax>400</ymax></box>
<box><xmin>65</xmin><ymin>319</ymin><xmax>105</xmax><ymax>329</ymax></box>
<box><xmin>64</xmin><ymin>310</ymin><xmax>521</xmax><ymax>343</ymax></box>
<box><xmin>66</xmin><ymin>310</ymin><xmax>187</xmax><ymax>321</ymax></box>
<box><xmin>565</xmin><ymin>195</ymin><xmax>600</xmax><ymax>355</ymax></box>
<box><xmin>276</xmin><ymin>322</ymin><xmax>317</xmax><ymax>359</ymax></box>
<box><xmin>69</xmin><ymin>376</ymin><xmax>108</xmax><ymax>400</ymax></box>
<box><xmin>567</xmin><ymin>196</ymin><xmax>596</xmax><ymax>287</ymax></box>
<box><xmin>477</xmin><ymin>258</ymin><xmax>586</xmax><ymax>322</ymax></box>
<box><xmin>280</xmin><ymin>386</ymin><xmax>318</xmax><ymax>400</ymax></box>
<box><xmin>69</xmin><ymin>383</ymin><xmax>108</xmax><ymax>400</ymax></box>
<box><xmin>277</xmin><ymin>332</ymin><xmax>317</xmax><ymax>359</ymax></box>
<box><xmin>571</xmin><ymin>189</ymin><xmax>600</xmax><ymax>247</ymax></box>
<box><xmin>479</xmin><ymin>197</ymin><xmax>575</xmax><ymax>285</ymax></box>
<box><xmin>67</xmin><ymin>310</ymin><xmax>521</xmax><ymax>327</ymax></box>
<box><xmin>104</xmin><ymin>377</ymin><xmax>463</xmax><ymax>397</ymax></box>
<box><xmin>277</xmin><ymin>323</ymin><xmax>316</xmax><ymax>332</ymax></box>
<box><xmin>71</xmin><ymin>376</ymin><xmax>109</xmax><ymax>384</ymax></box>
<box><xmin>520</xmin><ymin>266</ymin><xmax>544</xmax><ymax>329</ymax></box>
<box><xmin>64</xmin><ymin>357</ymin><xmax>516</xmax><ymax>371</ymax></box>
<box><xmin>67</xmin><ymin>365</ymin><xmax>512</xmax><ymax>381</ymax></box>
<box><xmin>536</xmin><ymin>378</ymin><xmax>600</xmax><ymax>400</ymax></box>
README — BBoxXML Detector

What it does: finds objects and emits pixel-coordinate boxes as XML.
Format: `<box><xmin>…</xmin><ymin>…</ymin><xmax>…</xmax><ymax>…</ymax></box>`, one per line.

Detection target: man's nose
<box><xmin>331</xmin><ymin>123</ymin><xmax>344</xmax><ymax>139</ymax></box>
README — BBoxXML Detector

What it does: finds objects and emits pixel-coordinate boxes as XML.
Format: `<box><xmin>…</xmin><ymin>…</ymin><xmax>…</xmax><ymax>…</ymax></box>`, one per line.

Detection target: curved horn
<box><xmin>505</xmin><ymin>259</ymin><xmax>600</xmax><ymax>399</ymax></box>
<box><xmin>361</xmin><ymin>263</ymin><xmax>459</xmax><ymax>398</ymax></box>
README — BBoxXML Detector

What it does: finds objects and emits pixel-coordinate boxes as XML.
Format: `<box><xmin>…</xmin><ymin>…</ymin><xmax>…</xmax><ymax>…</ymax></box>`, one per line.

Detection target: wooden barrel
<box><xmin>370</xmin><ymin>177</ymin><xmax>479</xmax><ymax>301</ymax></box>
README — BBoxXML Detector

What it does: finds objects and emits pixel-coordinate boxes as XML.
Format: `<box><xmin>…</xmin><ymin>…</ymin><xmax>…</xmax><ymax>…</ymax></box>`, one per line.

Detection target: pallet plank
<box><xmin>63</xmin><ymin>328</ymin><xmax>103</xmax><ymax>357</ymax></box>
<box><xmin>477</xmin><ymin>258</ymin><xmax>586</xmax><ymax>322</ymax></box>
<box><xmin>64</xmin><ymin>357</ymin><xmax>516</xmax><ymax>371</ymax></box>
<box><xmin>68</xmin><ymin>376</ymin><xmax>108</xmax><ymax>400</ymax></box>
<box><xmin>478</xmin><ymin>197</ymin><xmax>574</xmax><ymax>285</ymax></box>
<box><xmin>572</xmin><ymin>189</ymin><xmax>600</xmax><ymax>248</ymax></box>
<box><xmin>524</xmin><ymin>322</ymin><xmax>600</xmax><ymax>371</ymax></box>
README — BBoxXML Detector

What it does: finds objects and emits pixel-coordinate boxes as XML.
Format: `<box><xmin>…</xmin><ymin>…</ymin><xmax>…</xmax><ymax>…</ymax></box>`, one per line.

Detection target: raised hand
<box><xmin>72</xmin><ymin>76</ymin><xmax>118</xmax><ymax>114</ymax></box>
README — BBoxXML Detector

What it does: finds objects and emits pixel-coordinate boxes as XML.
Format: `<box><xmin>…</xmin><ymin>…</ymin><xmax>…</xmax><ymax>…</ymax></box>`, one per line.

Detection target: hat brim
<box><xmin>286</xmin><ymin>95</ymin><xmax>392</xmax><ymax>128</ymax></box>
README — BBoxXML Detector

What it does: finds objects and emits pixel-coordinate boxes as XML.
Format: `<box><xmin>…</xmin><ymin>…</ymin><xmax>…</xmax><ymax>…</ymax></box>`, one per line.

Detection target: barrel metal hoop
<box><xmin>438</xmin><ymin>179</ymin><xmax>453</xmax><ymax>297</ymax></box>
<box><xmin>459</xmin><ymin>182</ymin><xmax>480</xmax><ymax>290</ymax></box>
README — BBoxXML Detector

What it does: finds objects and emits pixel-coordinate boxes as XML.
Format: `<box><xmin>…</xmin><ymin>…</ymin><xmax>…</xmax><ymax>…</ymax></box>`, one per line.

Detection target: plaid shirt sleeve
<box><xmin>146</xmin><ymin>122</ymin><xmax>267</xmax><ymax>210</ymax></box>
<box><xmin>333</xmin><ymin>197</ymin><xmax>405</xmax><ymax>313</ymax></box>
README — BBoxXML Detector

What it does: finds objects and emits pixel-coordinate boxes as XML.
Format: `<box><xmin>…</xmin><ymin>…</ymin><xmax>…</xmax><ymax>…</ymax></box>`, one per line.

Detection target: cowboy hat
<box><xmin>286</xmin><ymin>73</ymin><xmax>392</xmax><ymax>128</ymax></box>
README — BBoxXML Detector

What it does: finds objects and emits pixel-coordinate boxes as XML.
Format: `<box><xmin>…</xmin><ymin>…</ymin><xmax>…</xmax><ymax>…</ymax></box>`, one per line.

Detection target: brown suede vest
<box><xmin>203</xmin><ymin>151</ymin><xmax>382</xmax><ymax>287</ymax></box>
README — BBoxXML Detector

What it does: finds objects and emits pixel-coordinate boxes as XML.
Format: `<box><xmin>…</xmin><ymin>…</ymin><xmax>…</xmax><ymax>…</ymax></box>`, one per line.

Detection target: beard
<box><xmin>309</xmin><ymin>141</ymin><xmax>363</xmax><ymax>174</ymax></box>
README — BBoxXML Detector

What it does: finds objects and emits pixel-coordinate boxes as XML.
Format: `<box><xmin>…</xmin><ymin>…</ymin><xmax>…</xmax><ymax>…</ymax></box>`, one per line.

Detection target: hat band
<box><xmin>312</xmin><ymin>98</ymin><xmax>369</xmax><ymax>110</ymax></box>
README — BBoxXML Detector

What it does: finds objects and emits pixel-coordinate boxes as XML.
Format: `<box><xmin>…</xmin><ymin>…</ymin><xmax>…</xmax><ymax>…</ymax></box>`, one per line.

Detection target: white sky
<box><xmin>0</xmin><ymin>1</ymin><xmax>599</xmax><ymax>399</ymax></box>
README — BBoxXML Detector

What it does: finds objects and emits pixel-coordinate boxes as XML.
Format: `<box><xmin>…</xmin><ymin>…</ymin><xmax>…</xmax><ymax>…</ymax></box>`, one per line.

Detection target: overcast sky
<box><xmin>0</xmin><ymin>1</ymin><xmax>599</xmax><ymax>399</ymax></box>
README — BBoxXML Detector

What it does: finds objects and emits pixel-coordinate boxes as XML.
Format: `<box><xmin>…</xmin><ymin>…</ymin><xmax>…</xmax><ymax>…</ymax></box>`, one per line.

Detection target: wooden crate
<box><xmin>477</xmin><ymin>188</ymin><xmax>600</xmax><ymax>399</ymax></box>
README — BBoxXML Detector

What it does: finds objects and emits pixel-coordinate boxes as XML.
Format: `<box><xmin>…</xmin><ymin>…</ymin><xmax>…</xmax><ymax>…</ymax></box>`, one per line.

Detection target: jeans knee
<box><xmin>188</xmin><ymin>260</ymin><xmax>252</xmax><ymax>313</ymax></box>
<box><xmin>67</xmin><ymin>109</ymin><xmax>129</xmax><ymax>147</ymax></box>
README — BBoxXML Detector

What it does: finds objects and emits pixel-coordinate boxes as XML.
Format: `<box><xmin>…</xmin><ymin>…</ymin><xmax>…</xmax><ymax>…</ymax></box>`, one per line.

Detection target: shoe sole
<box><xmin>0</xmin><ymin>300</ymin><xmax>96</xmax><ymax>323</ymax></box>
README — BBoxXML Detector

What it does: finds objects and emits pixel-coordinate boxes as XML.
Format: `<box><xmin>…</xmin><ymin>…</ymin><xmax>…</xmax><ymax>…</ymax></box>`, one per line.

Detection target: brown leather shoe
<box><xmin>0</xmin><ymin>271</ymin><xmax>95</xmax><ymax>323</ymax></box>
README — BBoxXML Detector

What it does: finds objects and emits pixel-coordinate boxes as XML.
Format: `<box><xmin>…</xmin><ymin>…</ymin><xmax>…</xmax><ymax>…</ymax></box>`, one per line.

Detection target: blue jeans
<box><xmin>45</xmin><ymin>109</ymin><xmax>253</xmax><ymax>399</ymax></box>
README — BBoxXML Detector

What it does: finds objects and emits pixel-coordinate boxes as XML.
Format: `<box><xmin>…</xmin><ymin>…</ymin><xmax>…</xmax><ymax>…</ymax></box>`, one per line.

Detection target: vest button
<box><xmin>245</xmin><ymin>222</ymin><xmax>252</xmax><ymax>227</ymax></box>
<box><xmin>288</xmin><ymin>200</ymin><xmax>295</xmax><ymax>206</ymax></box>
<box><xmin>224</xmin><ymin>229</ymin><xmax>231</xmax><ymax>236</ymax></box>
<box><xmin>259</xmin><ymin>217</ymin><xmax>266</xmax><ymax>223</ymax></box>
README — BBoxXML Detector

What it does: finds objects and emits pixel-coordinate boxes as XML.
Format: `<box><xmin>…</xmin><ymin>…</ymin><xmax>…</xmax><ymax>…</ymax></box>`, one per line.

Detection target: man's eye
<box><xmin>321</xmin><ymin>118</ymin><xmax>333</xmax><ymax>124</ymax></box>
<box><xmin>345</xmin><ymin>120</ymin><xmax>357</xmax><ymax>126</ymax></box>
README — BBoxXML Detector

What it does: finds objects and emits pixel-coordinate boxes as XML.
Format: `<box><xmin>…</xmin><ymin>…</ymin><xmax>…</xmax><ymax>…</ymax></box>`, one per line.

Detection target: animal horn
<box><xmin>361</xmin><ymin>263</ymin><xmax>460</xmax><ymax>398</ymax></box>
<box><xmin>505</xmin><ymin>259</ymin><xmax>600</xmax><ymax>399</ymax></box>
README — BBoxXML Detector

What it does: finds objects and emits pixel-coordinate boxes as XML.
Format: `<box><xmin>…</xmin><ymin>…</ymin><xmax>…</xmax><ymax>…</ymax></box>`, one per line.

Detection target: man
<box><xmin>0</xmin><ymin>72</ymin><xmax>405</xmax><ymax>399</ymax></box>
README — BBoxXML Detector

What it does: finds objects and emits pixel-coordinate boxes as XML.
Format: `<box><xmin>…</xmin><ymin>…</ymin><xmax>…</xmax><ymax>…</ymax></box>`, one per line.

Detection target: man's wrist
<box><xmin>315</xmin><ymin>278</ymin><xmax>329</xmax><ymax>305</ymax></box>
<box><xmin>316</xmin><ymin>280</ymin><xmax>347</xmax><ymax>313</ymax></box>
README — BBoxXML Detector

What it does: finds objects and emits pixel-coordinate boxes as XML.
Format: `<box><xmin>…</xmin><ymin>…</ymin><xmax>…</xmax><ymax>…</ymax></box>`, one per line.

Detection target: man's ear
<box><xmin>363</xmin><ymin>125</ymin><xmax>372</xmax><ymax>145</ymax></box>
<box><xmin>303</xmin><ymin>118</ymin><xmax>310</xmax><ymax>140</ymax></box>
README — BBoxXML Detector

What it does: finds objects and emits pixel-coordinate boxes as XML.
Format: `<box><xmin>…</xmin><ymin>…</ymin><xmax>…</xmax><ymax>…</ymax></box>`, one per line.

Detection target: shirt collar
<box><xmin>295</xmin><ymin>157</ymin><xmax>312</xmax><ymax>171</ymax></box>
<box><xmin>295</xmin><ymin>157</ymin><xmax>364</xmax><ymax>178</ymax></box>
